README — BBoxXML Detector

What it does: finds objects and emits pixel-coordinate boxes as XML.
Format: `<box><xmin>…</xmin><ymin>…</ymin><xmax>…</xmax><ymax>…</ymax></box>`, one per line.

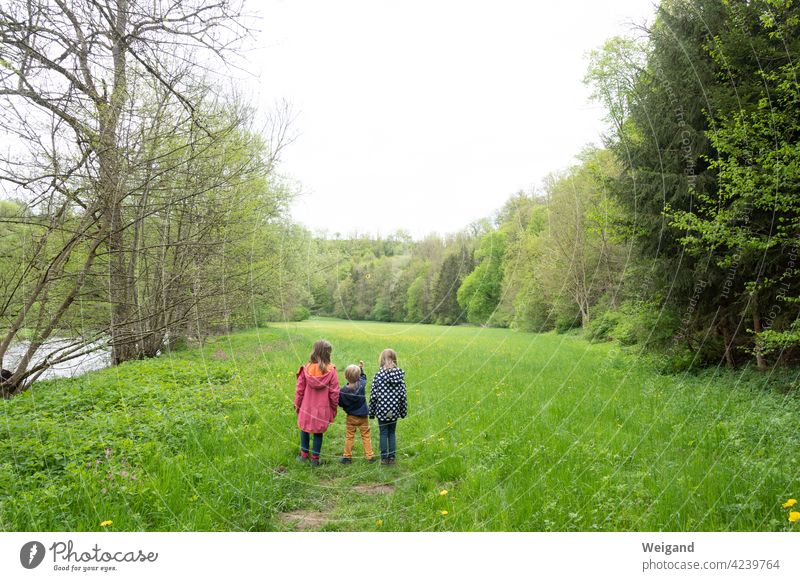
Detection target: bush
<box><xmin>586</xmin><ymin>310</ymin><xmax>622</xmax><ymax>342</ymax></box>
<box><xmin>290</xmin><ymin>306</ymin><xmax>311</xmax><ymax>322</ymax></box>
<box><xmin>255</xmin><ymin>306</ymin><xmax>280</xmax><ymax>327</ymax></box>
<box><xmin>608</xmin><ymin>307</ymin><xmax>638</xmax><ymax>345</ymax></box>
<box><xmin>256</xmin><ymin>304</ymin><xmax>310</xmax><ymax>325</ymax></box>
<box><xmin>645</xmin><ymin>347</ymin><xmax>699</xmax><ymax>374</ymax></box>
<box><xmin>604</xmin><ymin>300</ymin><xmax>681</xmax><ymax>348</ymax></box>
<box><xmin>512</xmin><ymin>295</ymin><xmax>554</xmax><ymax>332</ymax></box>
<box><xmin>555</xmin><ymin>313</ymin><xmax>582</xmax><ymax>334</ymax></box>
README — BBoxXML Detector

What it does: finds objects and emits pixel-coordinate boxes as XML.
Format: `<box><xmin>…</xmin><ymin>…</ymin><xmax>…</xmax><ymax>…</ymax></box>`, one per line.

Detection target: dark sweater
<box><xmin>338</xmin><ymin>370</ymin><xmax>369</xmax><ymax>417</ymax></box>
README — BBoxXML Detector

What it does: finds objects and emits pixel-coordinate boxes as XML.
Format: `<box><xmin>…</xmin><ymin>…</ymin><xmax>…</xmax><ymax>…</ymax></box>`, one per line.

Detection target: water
<box><xmin>4</xmin><ymin>338</ymin><xmax>111</xmax><ymax>380</ymax></box>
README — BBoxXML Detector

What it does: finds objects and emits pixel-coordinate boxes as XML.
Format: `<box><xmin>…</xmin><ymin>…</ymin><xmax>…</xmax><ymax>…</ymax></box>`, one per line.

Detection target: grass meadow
<box><xmin>1</xmin><ymin>318</ymin><xmax>798</xmax><ymax>531</ymax></box>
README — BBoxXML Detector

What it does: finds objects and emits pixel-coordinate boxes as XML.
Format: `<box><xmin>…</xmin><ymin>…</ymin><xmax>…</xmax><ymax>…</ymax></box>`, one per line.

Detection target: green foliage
<box><xmin>503</xmin><ymin>150</ymin><xmax>627</xmax><ymax>333</ymax></box>
<box><xmin>370</xmin><ymin>297</ymin><xmax>392</xmax><ymax>322</ymax></box>
<box><xmin>290</xmin><ymin>306</ymin><xmax>311</xmax><ymax>322</ymax></box>
<box><xmin>554</xmin><ymin>312</ymin><xmax>582</xmax><ymax>334</ymax></box>
<box><xmin>625</xmin><ymin>301</ymin><xmax>679</xmax><ymax>348</ymax></box>
<box><xmin>405</xmin><ymin>263</ymin><xmax>433</xmax><ymax>323</ymax></box>
<box><xmin>758</xmin><ymin>318</ymin><xmax>800</xmax><ymax>357</ymax></box>
<box><xmin>586</xmin><ymin>309</ymin><xmax>623</xmax><ymax>342</ymax></box>
<box><xmin>457</xmin><ymin>231</ymin><xmax>506</xmax><ymax>325</ymax></box>
<box><xmin>431</xmin><ymin>242</ymin><xmax>473</xmax><ymax>325</ymax></box>
<box><xmin>585</xmin><ymin>0</ymin><xmax>800</xmax><ymax>367</ymax></box>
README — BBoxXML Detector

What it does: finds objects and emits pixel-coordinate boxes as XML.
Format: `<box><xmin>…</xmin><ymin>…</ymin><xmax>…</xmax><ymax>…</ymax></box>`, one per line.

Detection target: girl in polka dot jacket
<box><xmin>369</xmin><ymin>348</ymin><xmax>407</xmax><ymax>465</ymax></box>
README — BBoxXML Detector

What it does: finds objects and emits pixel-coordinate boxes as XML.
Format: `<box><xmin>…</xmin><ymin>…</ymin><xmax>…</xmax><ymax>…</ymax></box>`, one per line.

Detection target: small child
<box><xmin>369</xmin><ymin>348</ymin><xmax>407</xmax><ymax>465</ymax></box>
<box><xmin>294</xmin><ymin>339</ymin><xmax>340</xmax><ymax>466</ymax></box>
<box><xmin>338</xmin><ymin>360</ymin><xmax>375</xmax><ymax>464</ymax></box>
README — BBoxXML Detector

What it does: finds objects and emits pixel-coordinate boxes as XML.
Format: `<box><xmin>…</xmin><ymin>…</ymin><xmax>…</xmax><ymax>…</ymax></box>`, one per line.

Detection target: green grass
<box><xmin>1</xmin><ymin>317</ymin><xmax>799</xmax><ymax>531</ymax></box>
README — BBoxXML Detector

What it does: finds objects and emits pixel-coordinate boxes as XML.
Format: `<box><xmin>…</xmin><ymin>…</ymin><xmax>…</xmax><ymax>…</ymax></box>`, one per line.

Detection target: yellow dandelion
<box><xmin>782</xmin><ymin>499</ymin><xmax>797</xmax><ymax>509</ymax></box>
<box><xmin>440</xmin><ymin>510</ymin><xmax>448</xmax><ymax>516</ymax></box>
<box><xmin>789</xmin><ymin>511</ymin><xmax>800</xmax><ymax>524</ymax></box>
<box><xmin>439</xmin><ymin>490</ymin><xmax>448</xmax><ymax>496</ymax></box>
<box><xmin>376</xmin><ymin>519</ymin><xmax>383</xmax><ymax>527</ymax></box>
<box><xmin>100</xmin><ymin>520</ymin><xmax>113</xmax><ymax>527</ymax></box>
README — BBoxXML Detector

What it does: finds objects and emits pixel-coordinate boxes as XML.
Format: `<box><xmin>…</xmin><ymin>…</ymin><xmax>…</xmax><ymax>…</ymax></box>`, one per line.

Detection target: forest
<box><xmin>1</xmin><ymin>0</ymin><xmax>799</xmax><ymax>396</ymax></box>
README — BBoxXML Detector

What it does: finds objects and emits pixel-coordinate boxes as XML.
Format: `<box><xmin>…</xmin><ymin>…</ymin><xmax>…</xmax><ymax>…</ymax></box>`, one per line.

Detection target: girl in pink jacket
<box><xmin>294</xmin><ymin>339</ymin><xmax>340</xmax><ymax>466</ymax></box>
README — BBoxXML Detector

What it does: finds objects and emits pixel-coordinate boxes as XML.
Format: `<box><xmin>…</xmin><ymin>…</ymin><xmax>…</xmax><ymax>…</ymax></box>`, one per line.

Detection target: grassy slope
<box><xmin>1</xmin><ymin>318</ymin><xmax>798</xmax><ymax>531</ymax></box>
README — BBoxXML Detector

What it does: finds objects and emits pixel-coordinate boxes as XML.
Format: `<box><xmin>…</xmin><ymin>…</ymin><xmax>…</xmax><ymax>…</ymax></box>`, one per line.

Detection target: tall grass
<box><xmin>1</xmin><ymin>318</ymin><xmax>798</xmax><ymax>531</ymax></box>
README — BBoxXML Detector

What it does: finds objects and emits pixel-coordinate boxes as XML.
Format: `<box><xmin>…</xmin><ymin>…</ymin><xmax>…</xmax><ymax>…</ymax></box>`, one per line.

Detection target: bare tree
<box><xmin>0</xmin><ymin>0</ymin><xmax>270</xmax><ymax>395</ymax></box>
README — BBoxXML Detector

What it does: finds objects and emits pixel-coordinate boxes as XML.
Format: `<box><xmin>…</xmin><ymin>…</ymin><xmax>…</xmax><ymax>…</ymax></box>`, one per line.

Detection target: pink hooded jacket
<box><xmin>294</xmin><ymin>364</ymin><xmax>340</xmax><ymax>434</ymax></box>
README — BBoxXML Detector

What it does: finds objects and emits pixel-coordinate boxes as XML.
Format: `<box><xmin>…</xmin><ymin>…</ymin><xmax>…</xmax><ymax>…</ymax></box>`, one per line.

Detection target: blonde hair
<box><xmin>344</xmin><ymin>364</ymin><xmax>361</xmax><ymax>384</ymax></box>
<box><xmin>378</xmin><ymin>348</ymin><xmax>397</xmax><ymax>369</ymax></box>
<box><xmin>309</xmin><ymin>339</ymin><xmax>332</xmax><ymax>373</ymax></box>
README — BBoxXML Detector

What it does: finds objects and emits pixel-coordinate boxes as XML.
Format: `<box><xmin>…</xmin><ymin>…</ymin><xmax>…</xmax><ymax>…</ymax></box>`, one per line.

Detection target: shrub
<box><xmin>605</xmin><ymin>300</ymin><xmax>682</xmax><ymax>348</ymax></box>
<box><xmin>290</xmin><ymin>306</ymin><xmax>311</xmax><ymax>322</ymax></box>
<box><xmin>555</xmin><ymin>313</ymin><xmax>582</xmax><ymax>334</ymax></box>
<box><xmin>586</xmin><ymin>309</ymin><xmax>622</xmax><ymax>342</ymax></box>
<box><xmin>255</xmin><ymin>306</ymin><xmax>281</xmax><ymax>327</ymax></box>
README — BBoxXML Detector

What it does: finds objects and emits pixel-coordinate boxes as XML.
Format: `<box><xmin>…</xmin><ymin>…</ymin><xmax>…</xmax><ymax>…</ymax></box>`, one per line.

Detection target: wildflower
<box><xmin>439</xmin><ymin>490</ymin><xmax>448</xmax><ymax>496</ymax></box>
<box><xmin>782</xmin><ymin>499</ymin><xmax>797</xmax><ymax>509</ymax></box>
<box><xmin>789</xmin><ymin>512</ymin><xmax>800</xmax><ymax>524</ymax></box>
<box><xmin>100</xmin><ymin>520</ymin><xmax>113</xmax><ymax>527</ymax></box>
<box><xmin>440</xmin><ymin>510</ymin><xmax>448</xmax><ymax>516</ymax></box>
<box><xmin>376</xmin><ymin>519</ymin><xmax>383</xmax><ymax>527</ymax></box>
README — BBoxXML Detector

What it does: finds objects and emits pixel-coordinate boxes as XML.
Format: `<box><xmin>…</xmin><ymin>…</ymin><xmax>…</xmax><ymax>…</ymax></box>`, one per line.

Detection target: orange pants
<box><xmin>343</xmin><ymin>415</ymin><xmax>374</xmax><ymax>459</ymax></box>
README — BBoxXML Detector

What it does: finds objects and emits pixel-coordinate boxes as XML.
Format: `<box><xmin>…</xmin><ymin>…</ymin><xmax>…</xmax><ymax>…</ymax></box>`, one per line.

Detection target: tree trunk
<box><xmin>102</xmin><ymin>0</ymin><xmax>136</xmax><ymax>365</ymax></box>
<box><xmin>721</xmin><ymin>324</ymin><xmax>735</xmax><ymax>368</ymax></box>
<box><xmin>752</xmin><ymin>311</ymin><xmax>767</xmax><ymax>371</ymax></box>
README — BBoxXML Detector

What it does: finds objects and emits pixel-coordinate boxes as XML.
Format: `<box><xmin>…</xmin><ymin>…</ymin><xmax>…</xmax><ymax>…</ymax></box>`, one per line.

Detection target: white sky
<box><xmin>252</xmin><ymin>0</ymin><xmax>656</xmax><ymax>239</ymax></box>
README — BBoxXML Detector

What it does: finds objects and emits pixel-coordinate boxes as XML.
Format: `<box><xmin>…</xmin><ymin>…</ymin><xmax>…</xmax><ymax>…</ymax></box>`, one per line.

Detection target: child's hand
<box><xmin>359</xmin><ymin>360</ymin><xmax>364</xmax><ymax>368</ymax></box>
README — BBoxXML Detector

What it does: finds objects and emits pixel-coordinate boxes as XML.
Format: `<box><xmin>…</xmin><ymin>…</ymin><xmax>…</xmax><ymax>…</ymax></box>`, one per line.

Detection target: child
<box><xmin>294</xmin><ymin>339</ymin><xmax>340</xmax><ymax>466</ymax></box>
<box><xmin>369</xmin><ymin>348</ymin><xmax>407</xmax><ymax>465</ymax></box>
<box><xmin>338</xmin><ymin>360</ymin><xmax>375</xmax><ymax>464</ymax></box>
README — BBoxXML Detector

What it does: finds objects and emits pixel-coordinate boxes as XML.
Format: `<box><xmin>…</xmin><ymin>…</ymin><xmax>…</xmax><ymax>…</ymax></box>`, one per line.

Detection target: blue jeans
<box><xmin>300</xmin><ymin>431</ymin><xmax>323</xmax><ymax>457</ymax></box>
<box><xmin>378</xmin><ymin>420</ymin><xmax>397</xmax><ymax>460</ymax></box>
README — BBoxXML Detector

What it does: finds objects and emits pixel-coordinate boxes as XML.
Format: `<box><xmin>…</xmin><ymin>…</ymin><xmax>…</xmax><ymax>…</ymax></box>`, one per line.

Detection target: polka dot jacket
<box><xmin>368</xmin><ymin>367</ymin><xmax>407</xmax><ymax>422</ymax></box>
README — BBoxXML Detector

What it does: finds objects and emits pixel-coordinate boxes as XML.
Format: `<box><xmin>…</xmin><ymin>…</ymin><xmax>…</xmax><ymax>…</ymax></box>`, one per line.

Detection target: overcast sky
<box><xmin>252</xmin><ymin>1</ymin><xmax>655</xmax><ymax>239</ymax></box>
